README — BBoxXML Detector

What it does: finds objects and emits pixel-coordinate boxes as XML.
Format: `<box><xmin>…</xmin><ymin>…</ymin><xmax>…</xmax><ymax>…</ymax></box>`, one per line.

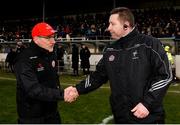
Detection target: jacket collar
<box><xmin>30</xmin><ymin>41</ymin><xmax>50</xmax><ymax>56</ymax></box>
<box><xmin>115</xmin><ymin>27</ymin><xmax>140</xmax><ymax>49</ymax></box>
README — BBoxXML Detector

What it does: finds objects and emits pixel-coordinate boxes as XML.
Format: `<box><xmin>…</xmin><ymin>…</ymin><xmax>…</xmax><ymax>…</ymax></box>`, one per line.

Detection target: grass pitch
<box><xmin>0</xmin><ymin>72</ymin><xmax>180</xmax><ymax>123</ymax></box>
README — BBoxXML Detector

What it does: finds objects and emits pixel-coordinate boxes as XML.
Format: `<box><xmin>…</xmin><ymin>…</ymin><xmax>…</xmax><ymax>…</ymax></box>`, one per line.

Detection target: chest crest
<box><xmin>52</xmin><ymin>60</ymin><xmax>56</xmax><ymax>68</ymax></box>
<box><xmin>37</xmin><ymin>63</ymin><xmax>45</xmax><ymax>72</ymax></box>
<box><xmin>109</xmin><ymin>55</ymin><xmax>115</xmax><ymax>62</ymax></box>
<box><xmin>132</xmin><ymin>50</ymin><xmax>139</xmax><ymax>59</ymax></box>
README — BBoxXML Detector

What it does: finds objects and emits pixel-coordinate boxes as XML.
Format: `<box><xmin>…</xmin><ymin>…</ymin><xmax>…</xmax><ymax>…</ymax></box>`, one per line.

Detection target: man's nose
<box><xmin>107</xmin><ymin>25</ymin><xmax>111</xmax><ymax>31</ymax></box>
<box><xmin>50</xmin><ymin>39</ymin><xmax>56</xmax><ymax>44</ymax></box>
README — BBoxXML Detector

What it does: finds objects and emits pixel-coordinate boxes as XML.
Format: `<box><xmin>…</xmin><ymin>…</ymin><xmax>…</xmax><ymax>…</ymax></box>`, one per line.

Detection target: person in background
<box><xmin>14</xmin><ymin>22</ymin><xmax>66</xmax><ymax>124</ymax></box>
<box><xmin>71</xmin><ymin>44</ymin><xmax>79</xmax><ymax>76</ymax></box>
<box><xmin>5</xmin><ymin>47</ymin><xmax>17</xmax><ymax>72</ymax></box>
<box><xmin>164</xmin><ymin>45</ymin><xmax>174</xmax><ymax>65</ymax></box>
<box><xmin>164</xmin><ymin>45</ymin><xmax>176</xmax><ymax>81</ymax></box>
<box><xmin>16</xmin><ymin>41</ymin><xmax>25</xmax><ymax>54</ymax></box>
<box><xmin>80</xmin><ymin>44</ymin><xmax>91</xmax><ymax>75</ymax></box>
<box><xmin>56</xmin><ymin>44</ymin><xmax>65</xmax><ymax>72</ymax></box>
<box><xmin>64</xmin><ymin>7</ymin><xmax>172</xmax><ymax>124</ymax></box>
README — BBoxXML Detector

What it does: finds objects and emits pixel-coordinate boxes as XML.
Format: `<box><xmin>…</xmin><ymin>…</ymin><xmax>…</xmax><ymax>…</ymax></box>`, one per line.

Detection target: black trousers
<box><xmin>113</xmin><ymin>115</ymin><xmax>165</xmax><ymax>124</ymax></box>
<box><xmin>114</xmin><ymin>118</ymin><xmax>164</xmax><ymax>124</ymax></box>
<box><xmin>18</xmin><ymin>111</ymin><xmax>61</xmax><ymax>124</ymax></box>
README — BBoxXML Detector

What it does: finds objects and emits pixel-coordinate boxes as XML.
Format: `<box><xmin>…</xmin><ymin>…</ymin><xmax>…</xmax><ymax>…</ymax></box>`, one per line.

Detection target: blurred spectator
<box><xmin>16</xmin><ymin>41</ymin><xmax>25</xmax><ymax>54</ymax></box>
<box><xmin>80</xmin><ymin>44</ymin><xmax>91</xmax><ymax>75</ymax></box>
<box><xmin>164</xmin><ymin>45</ymin><xmax>176</xmax><ymax>81</ymax></box>
<box><xmin>5</xmin><ymin>47</ymin><xmax>17</xmax><ymax>72</ymax></box>
<box><xmin>71</xmin><ymin>44</ymin><xmax>79</xmax><ymax>76</ymax></box>
<box><xmin>164</xmin><ymin>45</ymin><xmax>174</xmax><ymax>65</ymax></box>
<box><xmin>66</xmin><ymin>33</ymin><xmax>71</xmax><ymax>41</ymax></box>
<box><xmin>0</xmin><ymin>7</ymin><xmax>179</xmax><ymax>39</ymax></box>
<box><xmin>56</xmin><ymin>44</ymin><xmax>65</xmax><ymax>71</ymax></box>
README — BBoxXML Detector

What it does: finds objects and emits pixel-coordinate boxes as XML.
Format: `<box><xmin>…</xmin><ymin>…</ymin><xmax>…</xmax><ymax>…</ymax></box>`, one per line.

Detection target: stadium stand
<box><xmin>0</xmin><ymin>7</ymin><xmax>180</xmax><ymax>76</ymax></box>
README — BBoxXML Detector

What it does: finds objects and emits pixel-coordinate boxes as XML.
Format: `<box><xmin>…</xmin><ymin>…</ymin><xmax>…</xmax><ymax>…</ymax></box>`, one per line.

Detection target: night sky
<box><xmin>0</xmin><ymin>0</ymin><xmax>114</xmax><ymax>19</ymax></box>
<box><xmin>0</xmin><ymin>0</ymin><xmax>172</xmax><ymax>20</ymax></box>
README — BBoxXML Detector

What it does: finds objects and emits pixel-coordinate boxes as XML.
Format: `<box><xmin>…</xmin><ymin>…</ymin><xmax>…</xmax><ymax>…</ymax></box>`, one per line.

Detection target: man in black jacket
<box><xmin>80</xmin><ymin>44</ymin><xmax>91</xmax><ymax>75</ymax></box>
<box><xmin>14</xmin><ymin>22</ymin><xmax>65</xmax><ymax>123</ymax></box>
<box><xmin>64</xmin><ymin>7</ymin><xmax>172</xmax><ymax>123</ymax></box>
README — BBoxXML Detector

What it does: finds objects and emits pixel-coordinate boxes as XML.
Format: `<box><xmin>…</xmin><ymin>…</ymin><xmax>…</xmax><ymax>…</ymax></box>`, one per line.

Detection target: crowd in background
<box><xmin>0</xmin><ymin>7</ymin><xmax>180</xmax><ymax>41</ymax></box>
<box><xmin>0</xmin><ymin>7</ymin><xmax>179</xmax><ymax>76</ymax></box>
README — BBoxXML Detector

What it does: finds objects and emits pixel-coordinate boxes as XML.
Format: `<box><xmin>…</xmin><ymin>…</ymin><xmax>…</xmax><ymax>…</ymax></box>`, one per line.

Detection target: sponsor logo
<box><xmin>37</xmin><ymin>63</ymin><xmax>44</xmax><ymax>72</ymax></box>
<box><xmin>132</xmin><ymin>50</ymin><xmax>139</xmax><ymax>59</ymax></box>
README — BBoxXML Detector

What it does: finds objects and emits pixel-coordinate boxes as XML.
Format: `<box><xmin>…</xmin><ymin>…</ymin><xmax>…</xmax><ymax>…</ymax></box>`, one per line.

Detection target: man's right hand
<box><xmin>64</xmin><ymin>86</ymin><xmax>79</xmax><ymax>103</ymax></box>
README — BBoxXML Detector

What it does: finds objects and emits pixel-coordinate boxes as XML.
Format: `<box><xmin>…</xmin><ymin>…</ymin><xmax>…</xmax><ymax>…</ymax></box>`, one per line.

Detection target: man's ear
<box><xmin>123</xmin><ymin>21</ymin><xmax>130</xmax><ymax>29</ymax></box>
<box><xmin>123</xmin><ymin>24</ymin><xmax>128</xmax><ymax>29</ymax></box>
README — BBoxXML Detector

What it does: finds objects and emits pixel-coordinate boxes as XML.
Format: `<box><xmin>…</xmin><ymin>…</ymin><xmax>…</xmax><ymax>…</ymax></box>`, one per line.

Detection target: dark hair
<box><xmin>110</xmin><ymin>7</ymin><xmax>135</xmax><ymax>28</ymax></box>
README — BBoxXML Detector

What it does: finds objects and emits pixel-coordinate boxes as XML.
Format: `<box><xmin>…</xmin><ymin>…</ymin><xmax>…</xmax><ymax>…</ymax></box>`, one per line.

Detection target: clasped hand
<box><xmin>64</xmin><ymin>86</ymin><xmax>79</xmax><ymax>103</ymax></box>
<box><xmin>131</xmin><ymin>102</ymin><xmax>149</xmax><ymax>118</ymax></box>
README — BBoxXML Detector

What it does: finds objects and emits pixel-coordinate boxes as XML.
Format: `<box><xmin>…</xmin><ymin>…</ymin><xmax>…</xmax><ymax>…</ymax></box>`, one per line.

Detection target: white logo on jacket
<box><xmin>109</xmin><ymin>55</ymin><xmax>115</xmax><ymax>61</ymax></box>
<box><xmin>37</xmin><ymin>63</ymin><xmax>45</xmax><ymax>72</ymax></box>
<box><xmin>52</xmin><ymin>60</ymin><xmax>55</xmax><ymax>68</ymax></box>
<box><xmin>132</xmin><ymin>50</ymin><xmax>139</xmax><ymax>59</ymax></box>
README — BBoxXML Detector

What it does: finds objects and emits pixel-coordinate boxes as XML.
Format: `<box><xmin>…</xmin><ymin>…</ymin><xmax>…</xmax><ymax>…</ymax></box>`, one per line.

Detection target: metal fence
<box><xmin>0</xmin><ymin>37</ymin><xmax>179</xmax><ymax>75</ymax></box>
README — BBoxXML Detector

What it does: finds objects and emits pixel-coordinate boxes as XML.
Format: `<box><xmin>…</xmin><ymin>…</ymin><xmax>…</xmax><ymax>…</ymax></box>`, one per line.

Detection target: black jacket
<box><xmin>72</xmin><ymin>44</ymin><xmax>79</xmax><ymax>69</ymax></box>
<box><xmin>80</xmin><ymin>47</ymin><xmax>91</xmax><ymax>68</ymax></box>
<box><xmin>14</xmin><ymin>42</ymin><xmax>64</xmax><ymax>120</ymax></box>
<box><xmin>76</xmin><ymin>28</ymin><xmax>172</xmax><ymax>123</ymax></box>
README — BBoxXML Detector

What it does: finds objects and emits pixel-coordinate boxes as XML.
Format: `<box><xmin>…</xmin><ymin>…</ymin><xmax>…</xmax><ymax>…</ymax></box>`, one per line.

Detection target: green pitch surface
<box><xmin>0</xmin><ymin>71</ymin><xmax>180</xmax><ymax>124</ymax></box>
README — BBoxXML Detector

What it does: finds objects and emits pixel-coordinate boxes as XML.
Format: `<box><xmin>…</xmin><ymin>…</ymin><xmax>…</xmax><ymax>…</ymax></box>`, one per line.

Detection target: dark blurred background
<box><xmin>0</xmin><ymin>0</ymin><xmax>179</xmax><ymax>19</ymax></box>
<box><xmin>0</xmin><ymin>0</ymin><xmax>179</xmax><ymax>41</ymax></box>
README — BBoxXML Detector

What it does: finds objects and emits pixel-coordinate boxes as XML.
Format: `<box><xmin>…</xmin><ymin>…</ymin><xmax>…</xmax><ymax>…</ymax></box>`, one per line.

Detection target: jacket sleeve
<box><xmin>14</xmin><ymin>59</ymin><xmax>64</xmax><ymax>101</ymax></box>
<box><xmin>142</xmin><ymin>39</ymin><xmax>172</xmax><ymax>110</ymax></box>
<box><xmin>76</xmin><ymin>56</ymin><xmax>108</xmax><ymax>94</ymax></box>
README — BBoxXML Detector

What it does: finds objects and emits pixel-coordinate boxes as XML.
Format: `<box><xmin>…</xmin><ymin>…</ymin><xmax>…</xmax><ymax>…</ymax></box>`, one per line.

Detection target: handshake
<box><xmin>64</xmin><ymin>86</ymin><xmax>79</xmax><ymax>103</ymax></box>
